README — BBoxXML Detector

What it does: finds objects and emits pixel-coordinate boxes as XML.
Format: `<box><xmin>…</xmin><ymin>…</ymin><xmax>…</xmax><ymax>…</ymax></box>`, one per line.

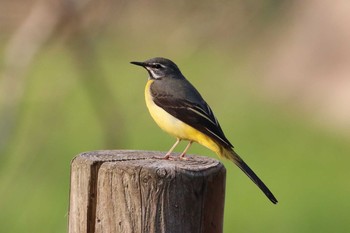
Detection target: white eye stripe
<box><xmin>150</xmin><ymin>63</ymin><xmax>166</xmax><ymax>69</ymax></box>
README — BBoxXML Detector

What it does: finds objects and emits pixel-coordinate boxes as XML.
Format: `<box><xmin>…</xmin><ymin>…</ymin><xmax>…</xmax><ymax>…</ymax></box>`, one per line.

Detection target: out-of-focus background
<box><xmin>1</xmin><ymin>0</ymin><xmax>350</xmax><ymax>232</ymax></box>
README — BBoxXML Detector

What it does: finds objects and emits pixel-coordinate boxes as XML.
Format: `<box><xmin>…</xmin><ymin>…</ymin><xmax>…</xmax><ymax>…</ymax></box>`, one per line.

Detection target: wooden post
<box><xmin>68</xmin><ymin>150</ymin><xmax>226</xmax><ymax>233</ymax></box>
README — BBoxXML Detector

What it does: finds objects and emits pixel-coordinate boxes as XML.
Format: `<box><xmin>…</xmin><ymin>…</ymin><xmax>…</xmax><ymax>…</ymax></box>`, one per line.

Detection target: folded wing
<box><xmin>152</xmin><ymin>93</ymin><xmax>233</xmax><ymax>149</ymax></box>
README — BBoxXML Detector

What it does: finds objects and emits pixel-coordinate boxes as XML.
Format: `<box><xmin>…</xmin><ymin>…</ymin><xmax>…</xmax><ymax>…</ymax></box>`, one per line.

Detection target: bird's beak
<box><xmin>130</xmin><ymin>61</ymin><xmax>146</xmax><ymax>67</ymax></box>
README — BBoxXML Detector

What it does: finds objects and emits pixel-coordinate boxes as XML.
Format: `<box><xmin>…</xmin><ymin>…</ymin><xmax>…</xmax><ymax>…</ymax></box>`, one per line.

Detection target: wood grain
<box><xmin>68</xmin><ymin>150</ymin><xmax>226</xmax><ymax>233</ymax></box>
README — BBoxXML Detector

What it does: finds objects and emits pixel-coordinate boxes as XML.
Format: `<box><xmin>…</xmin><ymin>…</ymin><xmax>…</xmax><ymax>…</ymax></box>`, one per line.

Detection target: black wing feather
<box><xmin>152</xmin><ymin>93</ymin><xmax>233</xmax><ymax>149</ymax></box>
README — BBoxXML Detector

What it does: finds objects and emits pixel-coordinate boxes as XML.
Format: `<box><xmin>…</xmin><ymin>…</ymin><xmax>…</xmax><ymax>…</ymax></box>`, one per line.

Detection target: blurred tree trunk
<box><xmin>262</xmin><ymin>0</ymin><xmax>350</xmax><ymax>134</ymax></box>
<box><xmin>0</xmin><ymin>0</ymin><xmax>123</xmax><ymax>151</ymax></box>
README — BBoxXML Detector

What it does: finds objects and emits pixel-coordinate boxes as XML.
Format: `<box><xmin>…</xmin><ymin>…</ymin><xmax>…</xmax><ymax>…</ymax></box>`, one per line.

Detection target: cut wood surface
<box><xmin>68</xmin><ymin>150</ymin><xmax>226</xmax><ymax>233</ymax></box>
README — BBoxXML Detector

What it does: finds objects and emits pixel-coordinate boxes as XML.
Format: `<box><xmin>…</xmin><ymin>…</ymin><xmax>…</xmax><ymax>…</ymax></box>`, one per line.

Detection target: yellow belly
<box><xmin>145</xmin><ymin>80</ymin><xmax>221</xmax><ymax>154</ymax></box>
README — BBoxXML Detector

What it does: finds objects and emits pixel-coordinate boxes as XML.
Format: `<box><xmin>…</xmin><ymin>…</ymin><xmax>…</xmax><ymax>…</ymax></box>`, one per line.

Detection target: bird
<box><xmin>130</xmin><ymin>57</ymin><xmax>278</xmax><ymax>204</ymax></box>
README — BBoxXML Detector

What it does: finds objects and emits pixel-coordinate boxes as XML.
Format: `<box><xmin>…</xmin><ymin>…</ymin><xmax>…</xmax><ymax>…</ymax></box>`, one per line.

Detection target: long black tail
<box><xmin>222</xmin><ymin>148</ymin><xmax>278</xmax><ymax>204</ymax></box>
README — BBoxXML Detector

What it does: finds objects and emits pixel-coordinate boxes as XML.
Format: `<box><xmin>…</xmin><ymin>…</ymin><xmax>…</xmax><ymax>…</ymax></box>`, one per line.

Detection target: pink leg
<box><xmin>163</xmin><ymin>138</ymin><xmax>181</xmax><ymax>159</ymax></box>
<box><xmin>179</xmin><ymin>141</ymin><xmax>193</xmax><ymax>160</ymax></box>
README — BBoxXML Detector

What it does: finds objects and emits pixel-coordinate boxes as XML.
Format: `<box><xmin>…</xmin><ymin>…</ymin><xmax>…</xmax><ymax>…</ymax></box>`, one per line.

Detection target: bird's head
<box><xmin>131</xmin><ymin>57</ymin><xmax>182</xmax><ymax>80</ymax></box>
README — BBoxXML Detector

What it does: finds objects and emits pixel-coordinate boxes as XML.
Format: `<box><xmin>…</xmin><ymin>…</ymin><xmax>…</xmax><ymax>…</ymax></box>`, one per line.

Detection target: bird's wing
<box><xmin>152</xmin><ymin>93</ymin><xmax>233</xmax><ymax>149</ymax></box>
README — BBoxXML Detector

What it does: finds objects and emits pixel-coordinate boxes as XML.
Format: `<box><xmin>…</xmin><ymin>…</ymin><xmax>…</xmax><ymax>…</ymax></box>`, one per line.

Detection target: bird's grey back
<box><xmin>152</xmin><ymin>76</ymin><xmax>206</xmax><ymax>106</ymax></box>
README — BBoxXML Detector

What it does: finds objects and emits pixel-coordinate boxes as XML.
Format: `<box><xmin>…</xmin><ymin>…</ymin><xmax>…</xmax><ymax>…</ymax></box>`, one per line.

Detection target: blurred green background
<box><xmin>1</xmin><ymin>0</ymin><xmax>350</xmax><ymax>232</ymax></box>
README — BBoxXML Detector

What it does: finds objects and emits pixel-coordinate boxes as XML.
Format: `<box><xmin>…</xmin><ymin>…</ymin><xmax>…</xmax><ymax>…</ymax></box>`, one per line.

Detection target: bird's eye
<box><xmin>152</xmin><ymin>64</ymin><xmax>163</xmax><ymax>69</ymax></box>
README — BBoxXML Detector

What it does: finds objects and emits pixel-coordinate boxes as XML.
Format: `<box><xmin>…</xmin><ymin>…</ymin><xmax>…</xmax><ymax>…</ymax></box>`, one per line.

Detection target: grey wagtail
<box><xmin>131</xmin><ymin>57</ymin><xmax>278</xmax><ymax>204</ymax></box>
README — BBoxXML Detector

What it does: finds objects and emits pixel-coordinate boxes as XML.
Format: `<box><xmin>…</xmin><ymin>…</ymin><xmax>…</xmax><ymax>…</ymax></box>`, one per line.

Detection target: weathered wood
<box><xmin>68</xmin><ymin>150</ymin><xmax>226</xmax><ymax>233</ymax></box>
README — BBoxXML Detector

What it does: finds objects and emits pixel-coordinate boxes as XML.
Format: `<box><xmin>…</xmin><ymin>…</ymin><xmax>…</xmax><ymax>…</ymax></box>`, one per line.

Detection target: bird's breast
<box><xmin>145</xmin><ymin>80</ymin><xmax>190</xmax><ymax>139</ymax></box>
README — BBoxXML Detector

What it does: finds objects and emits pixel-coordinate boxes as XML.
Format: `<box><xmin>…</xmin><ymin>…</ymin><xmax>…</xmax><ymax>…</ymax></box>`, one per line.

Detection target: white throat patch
<box><xmin>146</xmin><ymin>68</ymin><xmax>162</xmax><ymax>79</ymax></box>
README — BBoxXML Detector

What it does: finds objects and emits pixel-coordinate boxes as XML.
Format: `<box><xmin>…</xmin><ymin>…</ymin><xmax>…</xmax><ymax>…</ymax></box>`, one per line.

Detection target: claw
<box><xmin>179</xmin><ymin>154</ymin><xmax>189</xmax><ymax>161</ymax></box>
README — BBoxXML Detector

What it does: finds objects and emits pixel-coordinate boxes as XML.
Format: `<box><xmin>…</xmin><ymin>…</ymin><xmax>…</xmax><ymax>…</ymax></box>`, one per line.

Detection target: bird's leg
<box><xmin>179</xmin><ymin>141</ymin><xmax>193</xmax><ymax>160</ymax></box>
<box><xmin>163</xmin><ymin>138</ymin><xmax>181</xmax><ymax>159</ymax></box>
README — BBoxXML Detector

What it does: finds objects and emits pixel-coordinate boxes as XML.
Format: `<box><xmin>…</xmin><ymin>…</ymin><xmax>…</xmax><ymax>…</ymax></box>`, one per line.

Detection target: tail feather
<box><xmin>221</xmin><ymin>148</ymin><xmax>278</xmax><ymax>204</ymax></box>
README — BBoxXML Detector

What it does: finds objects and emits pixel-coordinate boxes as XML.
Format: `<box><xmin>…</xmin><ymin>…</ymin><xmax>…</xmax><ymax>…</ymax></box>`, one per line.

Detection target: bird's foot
<box><xmin>179</xmin><ymin>153</ymin><xmax>189</xmax><ymax>161</ymax></box>
<box><xmin>162</xmin><ymin>154</ymin><xmax>175</xmax><ymax>160</ymax></box>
